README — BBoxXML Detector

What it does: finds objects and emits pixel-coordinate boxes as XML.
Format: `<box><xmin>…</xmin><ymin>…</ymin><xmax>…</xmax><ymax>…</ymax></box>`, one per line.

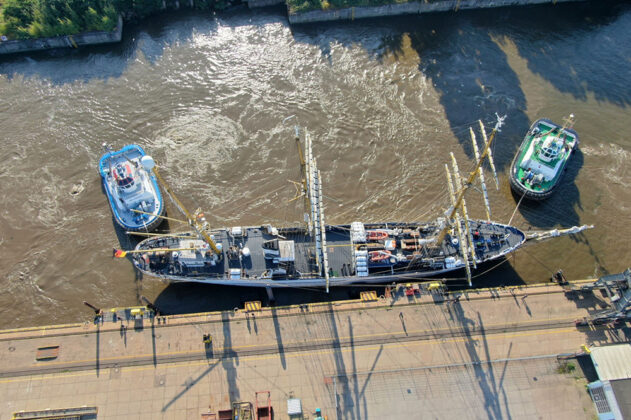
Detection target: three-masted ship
<box><xmin>117</xmin><ymin>116</ymin><xmax>591</xmax><ymax>290</ymax></box>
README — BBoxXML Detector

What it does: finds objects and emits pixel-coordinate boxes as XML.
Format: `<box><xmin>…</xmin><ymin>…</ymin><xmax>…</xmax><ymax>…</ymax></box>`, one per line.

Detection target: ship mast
<box><xmin>304</xmin><ymin>130</ymin><xmax>330</xmax><ymax>292</ymax></box>
<box><xmin>469</xmin><ymin>127</ymin><xmax>492</xmax><ymax>220</ymax></box>
<box><xmin>558</xmin><ymin>114</ymin><xmax>576</xmax><ymax>145</ymax></box>
<box><xmin>450</xmin><ymin>153</ymin><xmax>477</xmax><ymax>272</ymax></box>
<box><xmin>293</xmin><ymin>127</ymin><xmax>330</xmax><ymax>292</ymax></box>
<box><xmin>150</xmin><ymin>166</ymin><xmax>221</xmax><ymax>255</ymax></box>
<box><xmin>287</xmin><ymin>123</ymin><xmax>330</xmax><ymax>291</ymax></box>
<box><xmin>560</xmin><ymin>114</ymin><xmax>575</xmax><ymax>131</ymax></box>
<box><xmin>435</xmin><ymin>114</ymin><xmax>505</xmax><ymax>246</ymax></box>
<box><xmin>445</xmin><ymin>164</ymin><xmax>472</xmax><ymax>285</ymax></box>
<box><xmin>291</xmin><ymin>126</ymin><xmax>312</xmax><ymax>233</ymax></box>
<box><xmin>478</xmin><ymin>120</ymin><xmax>500</xmax><ymax>190</ymax></box>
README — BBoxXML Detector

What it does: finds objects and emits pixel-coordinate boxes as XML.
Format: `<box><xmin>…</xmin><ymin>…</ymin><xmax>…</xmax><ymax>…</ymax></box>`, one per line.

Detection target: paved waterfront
<box><xmin>1</xmin><ymin>282</ymin><xmax>628</xmax><ymax>419</ymax></box>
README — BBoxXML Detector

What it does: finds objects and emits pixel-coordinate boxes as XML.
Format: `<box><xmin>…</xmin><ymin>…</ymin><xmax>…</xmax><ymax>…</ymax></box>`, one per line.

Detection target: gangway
<box><xmin>569</xmin><ymin>268</ymin><xmax>631</xmax><ymax>324</ymax></box>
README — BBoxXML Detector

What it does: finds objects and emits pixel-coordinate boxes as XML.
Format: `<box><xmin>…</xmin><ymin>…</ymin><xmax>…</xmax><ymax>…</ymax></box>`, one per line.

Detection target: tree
<box><xmin>1</xmin><ymin>0</ymin><xmax>37</xmax><ymax>38</ymax></box>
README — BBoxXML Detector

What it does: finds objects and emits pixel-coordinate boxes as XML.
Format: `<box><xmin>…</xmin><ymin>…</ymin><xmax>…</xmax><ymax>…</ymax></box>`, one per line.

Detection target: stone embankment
<box><xmin>0</xmin><ymin>16</ymin><xmax>123</xmax><ymax>55</ymax></box>
<box><xmin>247</xmin><ymin>0</ymin><xmax>284</xmax><ymax>7</ymax></box>
<box><xmin>282</xmin><ymin>0</ymin><xmax>587</xmax><ymax>24</ymax></box>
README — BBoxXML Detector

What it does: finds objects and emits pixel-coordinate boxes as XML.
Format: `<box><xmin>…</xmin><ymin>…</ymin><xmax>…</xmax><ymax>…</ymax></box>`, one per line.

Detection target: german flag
<box><xmin>113</xmin><ymin>249</ymin><xmax>127</xmax><ymax>258</ymax></box>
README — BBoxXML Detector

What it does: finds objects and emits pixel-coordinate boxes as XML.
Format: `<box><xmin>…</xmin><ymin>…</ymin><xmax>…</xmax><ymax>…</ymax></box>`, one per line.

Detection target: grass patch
<box><xmin>557</xmin><ymin>361</ymin><xmax>576</xmax><ymax>374</ymax></box>
<box><xmin>1</xmin><ymin>0</ymin><xmax>117</xmax><ymax>41</ymax></box>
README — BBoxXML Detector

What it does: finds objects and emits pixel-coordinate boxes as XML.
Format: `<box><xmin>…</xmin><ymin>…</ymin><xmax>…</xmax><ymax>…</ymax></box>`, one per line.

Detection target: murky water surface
<box><xmin>1</xmin><ymin>2</ymin><xmax>630</xmax><ymax>327</ymax></box>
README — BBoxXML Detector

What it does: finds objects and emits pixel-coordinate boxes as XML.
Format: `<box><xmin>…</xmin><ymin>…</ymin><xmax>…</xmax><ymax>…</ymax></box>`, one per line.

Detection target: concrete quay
<box><xmin>1</xmin><ymin>281</ymin><xmax>628</xmax><ymax>419</ymax></box>
<box><xmin>287</xmin><ymin>0</ymin><xmax>588</xmax><ymax>24</ymax></box>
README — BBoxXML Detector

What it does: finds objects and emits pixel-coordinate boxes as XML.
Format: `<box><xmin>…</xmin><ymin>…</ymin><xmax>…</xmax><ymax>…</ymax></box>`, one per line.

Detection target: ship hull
<box><xmin>139</xmin><ymin>265</ymin><xmax>478</xmax><ymax>288</ymax></box>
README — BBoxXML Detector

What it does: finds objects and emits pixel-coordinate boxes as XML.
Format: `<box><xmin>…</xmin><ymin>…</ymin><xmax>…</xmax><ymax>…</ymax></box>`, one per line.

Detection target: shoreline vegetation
<box><xmin>0</xmin><ymin>0</ymin><xmax>435</xmax><ymax>40</ymax></box>
<box><xmin>0</xmin><ymin>0</ymin><xmax>232</xmax><ymax>42</ymax></box>
<box><xmin>0</xmin><ymin>0</ymin><xmax>586</xmax><ymax>48</ymax></box>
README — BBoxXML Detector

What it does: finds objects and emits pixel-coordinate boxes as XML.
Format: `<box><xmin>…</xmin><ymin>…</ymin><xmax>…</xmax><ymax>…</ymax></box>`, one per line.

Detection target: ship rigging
<box><xmin>114</xmin><ymin>116</ymin><xmax>592</xmax><ymax>290</ymax></box>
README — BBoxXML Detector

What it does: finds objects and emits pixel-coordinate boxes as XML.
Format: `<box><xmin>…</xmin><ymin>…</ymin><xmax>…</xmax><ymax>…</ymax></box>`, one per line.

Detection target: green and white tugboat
<box><xmin>509</xmin><ymin>114</ymin><xmax>579</xmax><ymax>200</ymax></box>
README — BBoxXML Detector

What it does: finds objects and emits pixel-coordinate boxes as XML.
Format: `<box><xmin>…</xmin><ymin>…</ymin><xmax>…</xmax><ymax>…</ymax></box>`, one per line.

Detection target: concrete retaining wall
<box><xmin>0</xmin><ymin>16</ymin><xmax>123</xmax><ymax>55</ymax></box>
<box><xmin>248</xmin><ymin>0</ymin><xmax>284</xmax><ymax>8</ymax></box>
<box><xmin>288</xmin><ymin>0</ymin><xmax>587</xmax><ymax>24</ymax></box>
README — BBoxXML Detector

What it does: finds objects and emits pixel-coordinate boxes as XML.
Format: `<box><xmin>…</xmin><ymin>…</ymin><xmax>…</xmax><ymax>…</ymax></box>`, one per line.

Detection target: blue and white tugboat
<box><xmin>99</xmin><ymin>144</ymin><xmax>165</xmax><ymax>232</ymax></box>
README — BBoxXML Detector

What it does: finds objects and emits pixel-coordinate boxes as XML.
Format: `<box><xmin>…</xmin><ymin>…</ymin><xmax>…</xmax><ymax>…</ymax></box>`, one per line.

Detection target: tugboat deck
<box><xmin>510</xmin><ymin>117</ymin><xmax>579</xmax><ymax>199</ymax></box>
<box><xmin>99</xmin><ymin>144</ymin><xmax>164</xmax><ymax>232</ymax></box>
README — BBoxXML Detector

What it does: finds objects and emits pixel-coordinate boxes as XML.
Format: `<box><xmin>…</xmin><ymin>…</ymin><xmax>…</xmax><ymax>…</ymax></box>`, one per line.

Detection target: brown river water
<box><xmin>1</xmin><ymin>2</ymin><xmax>630</xmax><ymax>328</ymax></box>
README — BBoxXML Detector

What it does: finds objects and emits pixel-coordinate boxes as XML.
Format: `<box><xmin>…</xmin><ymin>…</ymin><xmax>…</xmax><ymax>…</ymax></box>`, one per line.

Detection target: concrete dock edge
<box><xmin>288</xmin><ymin>0</ymin><xmax>588</xmax><ymax>24</ymax></box>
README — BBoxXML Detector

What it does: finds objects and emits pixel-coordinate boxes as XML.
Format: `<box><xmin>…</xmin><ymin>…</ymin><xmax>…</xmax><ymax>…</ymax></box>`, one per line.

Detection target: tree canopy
<box><xmin>1</xmin><ymin>0</ymin><xmax>118</xmax><ymax>39</ymax></box>
<box><xmin>1</xmin><ymin>0</ymin><xmax>242</xmax><ymax>41</ymax></box>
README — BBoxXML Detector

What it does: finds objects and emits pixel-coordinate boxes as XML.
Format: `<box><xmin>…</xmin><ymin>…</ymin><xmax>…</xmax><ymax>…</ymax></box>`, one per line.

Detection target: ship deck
<box><xmin>142</xmin><ymin>226</ymin><xmax>358</xmax><ymax>280</ymax></box>
<box><xmin>512</xmin><ymin>119</ymin><xmax>578</xmax><ymax>194</ymax></box>
<box><xmin>220</xmin><ymin>227</ymin><xmax>356</xmax><ymax>279</ymax></box>
<box><xmin>137</xmin><ymin>220</ymin><xmax>524</xmax><ymax>286</ymax></box>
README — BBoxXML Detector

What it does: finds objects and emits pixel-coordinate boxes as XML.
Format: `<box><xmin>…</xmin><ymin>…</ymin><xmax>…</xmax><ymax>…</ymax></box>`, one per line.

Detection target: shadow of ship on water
<box><xmin>111</xmin><ymin>210</ymin><xmax>171</xmax><ymax>303</ymax></box>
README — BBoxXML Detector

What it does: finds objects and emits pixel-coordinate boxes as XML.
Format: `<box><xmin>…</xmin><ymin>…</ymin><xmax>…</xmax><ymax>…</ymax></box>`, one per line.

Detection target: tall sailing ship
<box><xmin>117</xmin><ymin>116</ymin><xmax>591</xmax><ymax>290</ymax></box>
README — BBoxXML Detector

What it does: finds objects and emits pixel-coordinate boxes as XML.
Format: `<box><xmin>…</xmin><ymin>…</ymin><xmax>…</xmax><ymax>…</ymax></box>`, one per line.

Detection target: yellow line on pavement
<box><xmin>30</xmin><ymin>314</ymin><xmax>578</xmax><ymax>368</ymax></box>
<box><xmin>0</xmin><ymin>326</ymin><xmax>580</xmax><ymax>385</ymax></box>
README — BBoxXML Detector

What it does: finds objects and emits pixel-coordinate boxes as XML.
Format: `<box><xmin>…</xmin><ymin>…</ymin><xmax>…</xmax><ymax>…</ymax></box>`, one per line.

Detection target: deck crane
<box><xmin>149</xmin><ymin>165</ymin><xmax>221</xmax><ymax>255</ymax></box>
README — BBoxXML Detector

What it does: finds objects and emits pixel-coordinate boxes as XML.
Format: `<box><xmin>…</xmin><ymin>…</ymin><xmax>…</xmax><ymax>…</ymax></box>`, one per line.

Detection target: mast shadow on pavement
<box><xmin>220</xmin><ymin>310</ymin><xmax>241</xmax><ymax>403</ymax></box>
<box><xmin>270</xmin><ymin>306</ymin><xmax>286</xmax><ymax>371</ymax></box>
<box><xmin>161</xmin><ymin>361</ymin><xmax>219</xmax><ymax>413</ymax></box>
<box><xmin>451</xmin><ymin>305</ymin><xmax>512</xmax><ymax>419</ymax></box>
